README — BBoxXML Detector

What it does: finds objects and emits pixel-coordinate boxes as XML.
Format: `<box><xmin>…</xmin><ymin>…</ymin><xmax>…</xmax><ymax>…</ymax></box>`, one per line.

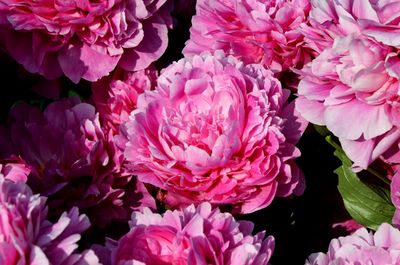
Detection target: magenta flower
<box><xmin>183</xmin><ymin>0</ymin><xmax>313</xmax><ymax>75</ymax></box>
<box><xmin>92</xmin><ymin>67</ymin><xmax>158</xmax><ymax>134</ymax></box>
<box><xmin>306</xmin><ymin>223</ymin><xmax>400</xmax><ymax>264</ymax></box>
<box><xmin>0</xmin><ymin>0</ymin><xmax>172</xmax><ymax>83</ymax></box>
<box><xmin>296</xmin><ymin>0</ymin><xmax>400</xmax><ymax>169</ymax></box>
<box><xmin>0</xmin><ymin>173</ymin><xmax>99</xmax><ymax>265</ymax></box>
<box><xmin>1</xmin><ymin>97</ymin><xmax>155</xmax><ymax>227</ymax></box>
<box><xmin>99</xmin><ymin>203</ymin><xmax>274</xmax><ymax>265</ymax></box>
<box><xmin>119</xmin><ymin>51</ymin><xmax>306</xmax><ymax>213</ymax></box>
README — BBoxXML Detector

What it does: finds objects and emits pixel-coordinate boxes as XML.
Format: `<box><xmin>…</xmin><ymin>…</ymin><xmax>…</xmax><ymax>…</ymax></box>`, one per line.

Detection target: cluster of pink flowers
<box><xmin>2</xmin><ymin>0</ymin><xmax>400</xmax><ymax>264</ymax></box>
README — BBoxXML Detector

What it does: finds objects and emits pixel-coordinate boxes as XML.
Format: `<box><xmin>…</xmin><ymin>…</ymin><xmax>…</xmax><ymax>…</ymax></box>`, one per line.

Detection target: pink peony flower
<box><xmin>296</xmin><ymin>0</ymin><xmax>400</xmax><ymax>169</ymax></box>
<box><xmin>1</xmin><ymin>97</ymin><xmax>155</xmax><ymax>227</ymax></box>
<box><xmin>0</xmin><ymin>0</ymin><xmax>173</xmax><ymax>83</ymax></box>
<box><xmin>118</xmin><ymin>51</ymin><xmax>307</xmax><ymax>213</ymax></box>
<box><xmin>0</xmin><ymin>173</ymin><xmax>99</xmax><ymax>265</ymax></box>
<box><xmin>306</xmin><ymin>223</ymin><xmax>400</xmax><ymax>265</ymax></box>
<box><xmin>92</xmin><ymin>67</ymin><xmax>158</xmax><ymax>134</ymax></box>
<box><xmin>183</xmin><ymin>0</ymin><xmax>313</xmax><ymax>75</ymax></box>
<box><xmin>99</xmin><ymin>203</ymin><xmax>274</xmax><ymax>265</ymax></box>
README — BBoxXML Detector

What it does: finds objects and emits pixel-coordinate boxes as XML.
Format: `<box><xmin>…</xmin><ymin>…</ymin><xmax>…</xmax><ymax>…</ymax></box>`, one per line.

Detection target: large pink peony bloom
<box><xmin>119</xmin><ymin>51</ymin><xmax>307</xmax><ymax>213</ymax></box>
<box><xmin>296</xmin><ymin>0</ymin><xmax>400</xmax><ymax>169</ymax></box>
<box><xmin>0</xmin><ymin>0</ymin><xmax>172</xmax><ymax>83</ymax></box>
<box><xmin>306</xmin><ymin>223</ymin><xmax>400</xmax><ymax>264</ymax></box>
<box><xmin>1</xmin><ymin>97</ymin><xmax>155</xmax><ymax>227</ymax></box>
<box><xmin>0</xmin><ymin>173</ymin><xmax>99</xmax><ymax>265</ymax></box>
<box><xmin>183</xmin><ymin>0</ymin><xmax>313</xmax><ymax>75</ymax></box>
<box><xmin>92</xmin><ymin>67</ymin><xmax>157</xmax><ymax>134</ymax></box>
<box><xmin>99</xmin><ymin>203</ymin><xmax>274</xmax><ymax>265</ymax></box>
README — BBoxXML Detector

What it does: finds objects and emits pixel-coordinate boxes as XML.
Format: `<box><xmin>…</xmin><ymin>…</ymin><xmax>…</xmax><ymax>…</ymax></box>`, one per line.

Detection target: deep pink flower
<box><xmin>0</xmin><ymin>0</ymin><xmax>172</xmax><ymax>83</ymax></box>
<box><xmin>296</xmin><ymin>0</ymin><xmax>400</xmax><ymax>169</ymax></box>
<box><xmin>306</xmin><ymin>223</ymin><xmax>400</xmax><ymax>265</ymax></box>
<box><xmin>119</xmin><ymin>51</ymin><xmax>307</xmax><ymax>213</ymax></box>
<box><xmin>99</xmin><ymin>203</ymin><xmax>274</xmax><ymax>265</ymax></box>
<box><xmin>92</xmin><ymin>67</ymin><xmax>158</xmax><ymax>134</ymax></box>
<box><xmin>183</xmin><ymin>0</ymin><xmax>313</xmax><ymax>75</ymax></box>
<box><xmin>1</xmin><ymin>97</ymin><xmax>155</xmax><ymax>227</ymax></box>
<box><xmin>0</xmin><ymin>174</ymin><xmax>99</xmax><ymax>265</ymax></box>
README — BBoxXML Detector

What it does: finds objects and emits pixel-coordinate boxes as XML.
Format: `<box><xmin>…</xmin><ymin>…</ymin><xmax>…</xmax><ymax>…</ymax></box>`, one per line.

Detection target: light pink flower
<box><xmin>306</xmin><ymin>223</ymin><xmax>400</xmax><ymax>265</ymax></box>
<box><xmin>92</xmin><ymin>67</ymin><xmax>158</xmax><ymax>134</ymax></box>
<box><xmin>119</xmin><ymin>51</ymin><xmax>307</xmax><ymax>213</ymax></box>
<box><xmin>0</xmin><ymin>0</ymin><xmax>172</xmax><ymax>83</ymax></box>
<box><xmin>1</xmin><ymin>97</ymin><xmax>155</xmax><ymax>227</ymax></box>
<box><xmin>183</xmin><ymin>0</ymin><xmax>313</xmax><ymax>75</ymax></box>
<box><xmin>296</xmin><ymin>0</ymin><xmax>400</xmax><ymax>169</ymax></box>
<box><xmin>100</xmin><ymin>203</ymin><xmax>274</xmax><ymax>265</ymax></box>
<box><xmin>0</xmin><ymin>174</ymin><xmax>99</xmax><ymax>265</ymax></box>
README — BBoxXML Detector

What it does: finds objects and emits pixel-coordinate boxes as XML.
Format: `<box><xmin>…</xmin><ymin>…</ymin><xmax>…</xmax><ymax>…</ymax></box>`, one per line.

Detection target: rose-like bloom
<box><xmin>92</xmin><ymin>67</ymin><xmax>157</xmax><ymax>134</ymax></box>
<box><xmin>97</xmin><ymin>203</ymin><xmax>274</xmax><ymax>265</ymax></box>
<box><xmin>306</xmin><ymin>223</ymin><xmax>400</xmax><ymax>264</ymax></box>
<box><xmin>119</xmin><ymin>51</ymin><xmax>306</xmax><ymax>213</ymax></box>
<box><xmin>0</xmin><ymin>173</ymin><xmax>99</xmax><ymax>265</ymax></box>
<box><xmin>0</xmin><ymin>0</ymin><xmax>172</xmax><ymax>83</ymax></box>
<box><xmin>1</xmin><ymin>97</ymin><xmax>155</xmax><ymax>227</ymax></box>
<box><xmin>183</xmin><ymin>0</ymin><xmax>313</xmax><ymax>75</ymax></box>
<box><xmin>296</xmin><ymin>0</ymin><xmax>400</xmax><ymax>169</ymax></box>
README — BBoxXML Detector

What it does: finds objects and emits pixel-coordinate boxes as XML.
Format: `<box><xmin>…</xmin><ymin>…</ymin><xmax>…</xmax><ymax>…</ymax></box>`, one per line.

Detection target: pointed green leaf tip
<box><xmin>334</xmin><ymin>149</ymin><xmax>395</xmax><ymax>230</ymax></box>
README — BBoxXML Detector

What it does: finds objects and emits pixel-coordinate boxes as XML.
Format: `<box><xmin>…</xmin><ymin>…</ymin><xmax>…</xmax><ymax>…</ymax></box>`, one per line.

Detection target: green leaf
<box><xmin>67</xmin><ymin>90</ymin><xmax>81</xmax><ymax>98</ymax></box>
<box><xmin>334</xmin><ymin>150</ymin><xmax>395</xmax><ymax>230</ymax></box>
<box><xmin>313</xmin><ymin>125</ymin><xmax>330</xmax><ymax>137</ymax></box>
